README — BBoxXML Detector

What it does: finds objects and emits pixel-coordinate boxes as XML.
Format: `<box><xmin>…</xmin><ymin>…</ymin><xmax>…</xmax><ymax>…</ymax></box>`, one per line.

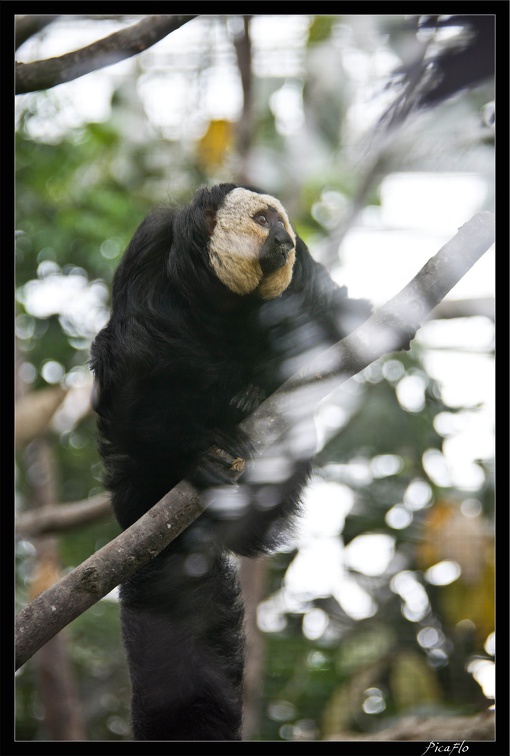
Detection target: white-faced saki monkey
<box><xmin>91</xmin><ymin>184</ymin><xmax>372</xmax><ymax>740</ymax></box>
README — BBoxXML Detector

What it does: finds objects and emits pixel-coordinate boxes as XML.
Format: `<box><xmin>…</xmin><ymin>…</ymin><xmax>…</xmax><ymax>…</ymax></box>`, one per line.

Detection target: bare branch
<box><xmin>15</xmin><ymin>15</ymin><xmax>59</xmax><ymax>50</ymax></box>
<box><xmin>16</xmin><ymin>15</ymin><xmax>197</xmax><ymax>94</ymax></box>
<box><xmin>15</xmin><ymin>212</ymin><xmax>495</xmax><ymax>669</ymax></box>
<box><xmin>232</xmin><ymin>16</ymin><xmax>253</xmax><ymax>183</ymax></box>
<box><xmin>16</xmin><ymin>480</ymin><xmax>206</xmax><ymax>669</ymax></box>
<box><xmin>16</xmin><ymin>495</ymin><xmax>111</xmax><ymax>538</ymax></box>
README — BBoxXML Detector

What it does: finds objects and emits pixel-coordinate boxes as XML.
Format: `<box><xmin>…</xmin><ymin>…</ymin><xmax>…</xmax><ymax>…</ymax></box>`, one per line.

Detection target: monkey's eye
<box><xmin>254</xmin><ymin>213</ymin><xmax>269</xmax><ymax>227</ymax></box>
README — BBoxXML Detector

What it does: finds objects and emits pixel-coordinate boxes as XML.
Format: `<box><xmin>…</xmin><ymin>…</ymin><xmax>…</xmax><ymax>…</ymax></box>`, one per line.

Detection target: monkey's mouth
<box><xmin>259</xmin><ymin>226</ymin><xmax>295</xmax><ymax>274</ymax></box>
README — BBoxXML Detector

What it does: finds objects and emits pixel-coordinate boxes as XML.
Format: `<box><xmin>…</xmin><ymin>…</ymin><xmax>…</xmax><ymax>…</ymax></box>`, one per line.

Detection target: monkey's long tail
<box><xmin>119</xmin><ymin>544</ymin><xmax>245</xmax><ymax>740</ymax></box>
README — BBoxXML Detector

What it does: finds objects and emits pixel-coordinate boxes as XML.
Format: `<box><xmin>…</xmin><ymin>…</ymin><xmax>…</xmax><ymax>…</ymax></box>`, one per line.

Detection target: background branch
<box><xmin>16</xmin><ymin>15</ymin><xmax>197</xmax><ymax>94</ymax></box>
<box><xmin>16</xmin><ymin>494</ymin><xmax>111</xmax><ymax>538</ymax></box>
<box><xmin>15</xmin><ymin>386</ymin><xmax>68</xmax><ymax>450</ymax></box>
<box><xmin>430</xmin><ymin>296</ymin><xmax>494</xmax><ymax>320</ymax></box>
<box><xmin>15</xmin><ymin>211</ymin><xmax>495</xmax><ymax>669</ymax></box>
<box><xmin>15</xmin><ymin>15</ymin><xmax>59</xmax><ymax>50</ymax></box>
<box><xmin>232</xmin><ymin>16</ymin><xmax>253</xmax><ymax>184</ymax></box>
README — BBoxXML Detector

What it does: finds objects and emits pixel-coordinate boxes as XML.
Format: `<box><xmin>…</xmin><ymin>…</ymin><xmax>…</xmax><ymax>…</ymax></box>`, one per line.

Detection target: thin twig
<box><xmin>16</xmin><ymin>495</ymin><xmax>111</xmax><ymax>538</ymax></box>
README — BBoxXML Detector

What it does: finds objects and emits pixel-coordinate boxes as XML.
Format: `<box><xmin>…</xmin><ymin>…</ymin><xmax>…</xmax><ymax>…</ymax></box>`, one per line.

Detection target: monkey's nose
<box><xmin>273</xmin><ymin>228</ymin><xmax>294</xmax><ymax>250</ymax></box>
<box><xmin>259</xmin><ymin>226</ymin><xmax>294</xmax><ymax>273</ymax></box>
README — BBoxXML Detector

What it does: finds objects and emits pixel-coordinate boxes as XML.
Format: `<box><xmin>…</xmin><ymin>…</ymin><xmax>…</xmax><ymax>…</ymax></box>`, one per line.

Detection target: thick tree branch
<box><xmin>15</xmin><ymin>15</ymin><xmax>197</xmax><ymax>94</ymax></box>
<box><xmin>16</xmin><ymin>480</ymin><xmax>208</xmax><ymax>670</ymax></box>
<box><xmin>15</xmin><ymin>212</ymin><xmax>494</xmax><ymax>669</ymax></box>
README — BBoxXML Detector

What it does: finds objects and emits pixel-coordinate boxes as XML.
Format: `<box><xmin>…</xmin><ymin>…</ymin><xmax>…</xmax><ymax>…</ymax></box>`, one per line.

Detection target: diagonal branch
<box><xmin>15</xmin><ymin>211</ymin><xmax>495</xmax><ymax>669</ymax></box>
<box><xmin>240</xmin><ymin>211</ymin><xmax>495</xmax><ymax>453</ymax></box>
<box><xmin>15</xmin><ymin>15</ymin><xmax>197</xmax><ymax>94</ymax></box>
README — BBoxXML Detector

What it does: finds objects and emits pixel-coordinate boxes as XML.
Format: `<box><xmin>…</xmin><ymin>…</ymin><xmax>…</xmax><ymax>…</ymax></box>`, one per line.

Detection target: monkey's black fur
<box><xmin>90</xmin><ymin>183</ymin><xmax>371</xmax><ymax>740</ymax></box>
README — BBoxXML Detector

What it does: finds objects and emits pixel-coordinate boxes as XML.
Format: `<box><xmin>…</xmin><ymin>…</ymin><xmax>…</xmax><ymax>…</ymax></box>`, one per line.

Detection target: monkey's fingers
<box><xmin>190</xmin><ymin>446</ymin><xmax>246</xmax><ymax>489</ymax></box>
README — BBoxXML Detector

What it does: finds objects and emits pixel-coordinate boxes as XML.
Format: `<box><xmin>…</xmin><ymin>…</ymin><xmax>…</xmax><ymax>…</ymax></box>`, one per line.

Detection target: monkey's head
<box><xmin>109</xmin><ymin>184</ymin><xmax>300</xmax><ymax>317</ymax></box>
<box><xmin>205</xmin><ymin>186</ymin><xmax>297</xmax><ymax>300</ymax></box>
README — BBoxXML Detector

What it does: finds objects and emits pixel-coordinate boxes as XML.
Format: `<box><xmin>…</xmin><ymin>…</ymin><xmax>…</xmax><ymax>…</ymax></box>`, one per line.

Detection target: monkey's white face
<box><xmin>208</xmin><ymin>188</ymin><xmax>296</xmax><ymax>299</ymax></box>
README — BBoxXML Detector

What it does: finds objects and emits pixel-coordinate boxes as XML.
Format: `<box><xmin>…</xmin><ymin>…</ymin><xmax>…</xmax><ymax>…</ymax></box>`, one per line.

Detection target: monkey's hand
<box><xmin>229</xmin><ymin>383</ymin><xmax>266</xmax><ymax>415</ymax></box>
<box><xmin>189</xmin><ymin>429</ymin><xmax>254</xmax><ymax>489</ymax></box>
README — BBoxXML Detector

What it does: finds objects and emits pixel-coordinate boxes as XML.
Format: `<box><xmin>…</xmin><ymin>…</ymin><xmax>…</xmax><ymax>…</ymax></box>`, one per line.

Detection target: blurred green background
<box><xmin>15</xmin><ymin>14</ymin><xmax>495</xmax><ymax>741</ymax></box>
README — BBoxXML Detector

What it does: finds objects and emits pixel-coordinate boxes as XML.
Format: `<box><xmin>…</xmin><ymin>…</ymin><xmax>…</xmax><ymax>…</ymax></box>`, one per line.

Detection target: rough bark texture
<box><xmin>16</xmin><ymin>480</ymin><xmax>205</xmax><ymax>669</ymax></box>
